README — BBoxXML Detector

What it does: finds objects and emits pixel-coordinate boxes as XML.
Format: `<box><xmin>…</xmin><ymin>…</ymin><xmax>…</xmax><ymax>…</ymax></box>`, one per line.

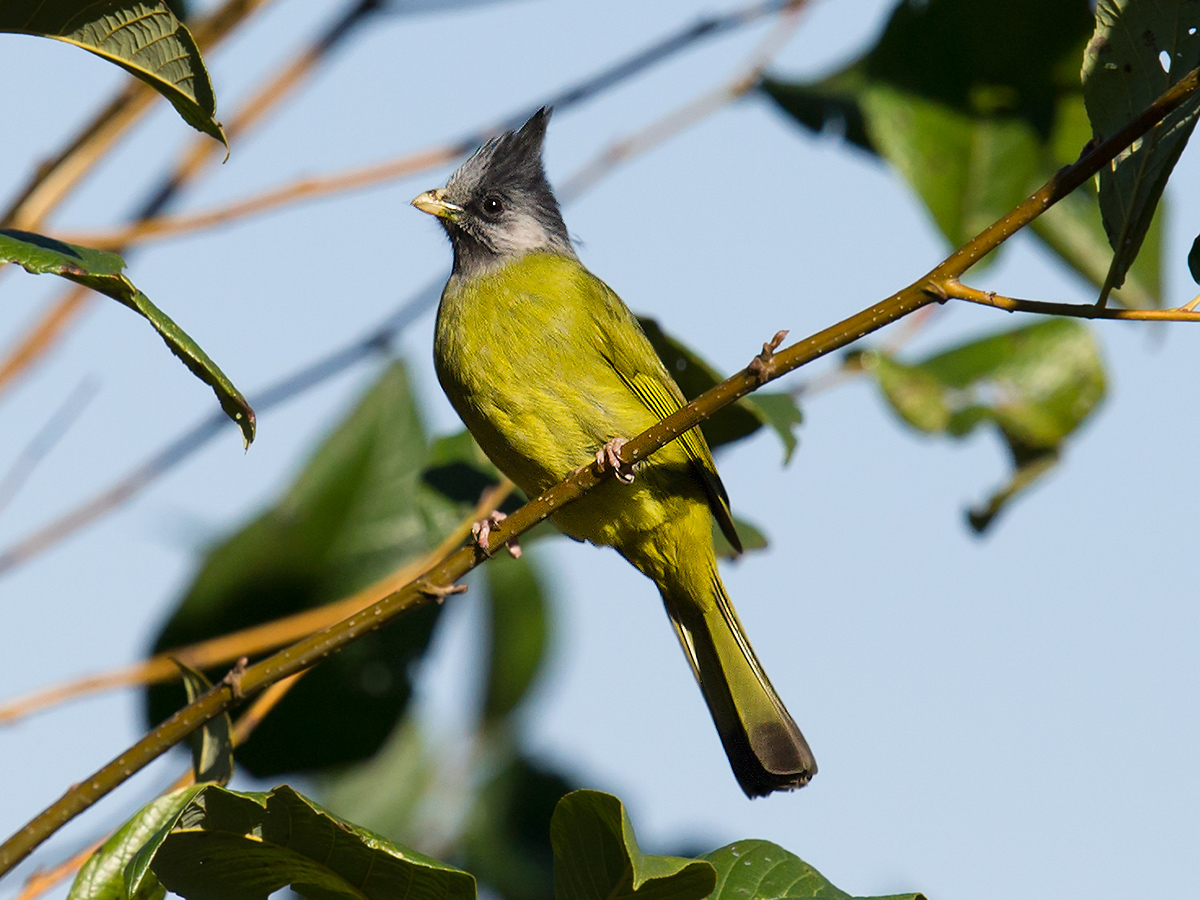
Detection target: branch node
<box><xmin>415</xmin><ymin>578</ymin><xmax>467</xmax><ymax>603</ymax></box>
<box><xmin>221</xmin><ymin>657</ymin><xmax>249</xmax><ymax>701</ymax></box>
<box><xmin>748</xmin><ymin>329</ymin><xmax>789</xmax><ymax>384</ymax></box>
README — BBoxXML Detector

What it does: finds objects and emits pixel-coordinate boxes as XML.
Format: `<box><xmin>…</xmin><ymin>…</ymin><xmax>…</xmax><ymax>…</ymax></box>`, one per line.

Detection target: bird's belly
<box><xmin>435</xmin><ymin>335</ymin><xmax>691</xmax><ymax>549</ymax></box>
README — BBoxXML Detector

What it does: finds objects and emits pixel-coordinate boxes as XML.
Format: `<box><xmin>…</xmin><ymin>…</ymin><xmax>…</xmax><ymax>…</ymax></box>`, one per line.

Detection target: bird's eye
<box><xmin>482</xmin><ymin>196</ymin><xmax>504</xmax><ymax>216</ymax></box>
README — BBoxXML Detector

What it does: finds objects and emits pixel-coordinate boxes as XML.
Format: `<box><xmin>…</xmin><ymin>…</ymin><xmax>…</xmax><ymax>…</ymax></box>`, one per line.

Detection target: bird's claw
<box><xmin>471</xmin><ymin>511</ymin><xmax>522</xmax><ymax>558</ymax></box>
<box><xmin>748</xmin><ymin>329</ymin><xmax>789</xmax><ymax>384</ymax></box>
<box><xmin>596</xmin><ymin>437</ymin><xmax>635</xmax><ymax>484</ymax></box>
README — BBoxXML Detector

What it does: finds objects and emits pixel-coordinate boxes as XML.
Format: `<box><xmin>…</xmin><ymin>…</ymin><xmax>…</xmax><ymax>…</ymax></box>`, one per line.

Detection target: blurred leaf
<box><xmin>149</xmin><ymin>784</ymin><xmax>475</xmax><ymax>900</ymax></box>
<box><xmin>1082</xmin><ymin>0</ymin><xmax>1200</xmax><ymax>303</ymax></box>
<box><xmin>637</xmin><ymin>317</ymin><xmax>803</xmax><ymax>458</ymax></box>
<box><xmin>704</xmin><ymin>840</ymin><xmax>924</xmax><ymax>900</ymax></box>
<box><xmin>482</xmin><ymin>552</ymin><xmax>550</xmax><ymax>724</ymax></box>
<box><xmin>175</xmin><ymin>661</ymin><xmax>234</xmax><ymax>786</ymax></box>
<box><xmin>762</xmin><ymin>0</ymin><xmax>1162</xmax><ymax>306</ymax></box>
<box><xmin>0</xmin><ymin>0</ymin><xmax>224</xmax><ymax>144</ymax></box>
<box><xmin>0</xmin><ymin>229</ymin><xmax>254</xmax><ymax>443</ymax></box>
<box><xmin>67</xmin><ymin>786</ymin><xmax>203</xmax><ymax>900</ymax></box>
<box><xmin>861</xmin><ymin>84</ymin><xmax>1043</xmax><ymax>249</ymax></box>
<box><xmin>551</xmin><ymin>790</ymin><xmax>716</xmax><ymax>900</ymax></box>
<box><xmin>856</xmin><ymin>319</ymin><xmax>1106</xmax><ymax>531</ymax></box>
<box><xmin>318</xmin><ymin>715</ymin><xmax>438</xmax><ymax>843</ymax></box>
<box><xmin>147</xmin><ymin>362</ymin><xmax>453</xmax><ymax>776</ymax></box>
<box><xmin>713</xmin><ymin>515</ymin><xmax>767</xmax><ymax>560</ymax></box>
<box><xmin>462</xmin><ymin>754</ymin><xmax>575</xmax><ymax>900</ymax></box>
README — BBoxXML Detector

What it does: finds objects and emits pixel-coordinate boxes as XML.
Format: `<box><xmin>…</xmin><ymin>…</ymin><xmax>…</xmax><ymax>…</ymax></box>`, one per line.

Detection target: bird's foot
<box><xmin>748</xmin><ymin>329</ymin><xmax>789</xmax><ymax>384</ymax></box>
<box><xmin>416</xmin><ymin>578</ymin><xmax>468</xmax><ymax>603</ymax></box>
<box><xmin>595</xmin><ymin>437</ymin><xmax>635</xmax><ymax>484</ymax></box>
<box><xmin>471</xmin><ymin>511</ymin><xmax>522</xmax><ymax>558</ymax></box>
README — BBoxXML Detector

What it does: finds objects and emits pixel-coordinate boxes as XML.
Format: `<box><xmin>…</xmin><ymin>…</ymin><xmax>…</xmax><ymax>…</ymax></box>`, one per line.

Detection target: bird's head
<box><xmin>412</xmin><ymin>107</ymin><xmax>575</xmax><ymax>277</ymax></box>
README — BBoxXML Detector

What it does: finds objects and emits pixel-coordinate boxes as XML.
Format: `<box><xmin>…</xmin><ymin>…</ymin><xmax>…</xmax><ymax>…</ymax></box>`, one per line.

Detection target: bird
<box><xmin>411</xmin><ymin>108</ymin><xmax>815</xmax><ymax>797</ymax></box>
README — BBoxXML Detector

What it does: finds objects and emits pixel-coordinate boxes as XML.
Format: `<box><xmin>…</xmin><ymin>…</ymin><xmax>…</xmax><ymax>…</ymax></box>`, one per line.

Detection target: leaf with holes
<box><xmin>1082</xmin><ymin>0</ymin><xmax>1200</xmax><ymax>304</ymax></box>
<box><xmin>763</xmin><ymin>0</ymin><xmax>1162</xmax><ymax>307</ymax></box>
<box><xmin>0</xmin><ymin>229</ymin><xmax>253</xmax><ymax>444</ymax></box>
<box><xmin>0</xmin><ymin>0</ymin><xmax>224</xmax><ymax>144</ymax></box>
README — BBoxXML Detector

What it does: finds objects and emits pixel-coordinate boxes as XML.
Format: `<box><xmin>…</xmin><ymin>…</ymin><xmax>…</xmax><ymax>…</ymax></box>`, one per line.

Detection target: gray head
<box><xmin>412</xmin><ymin>108</ymin><xmax>575</xmax><ymax>278</ymax></box>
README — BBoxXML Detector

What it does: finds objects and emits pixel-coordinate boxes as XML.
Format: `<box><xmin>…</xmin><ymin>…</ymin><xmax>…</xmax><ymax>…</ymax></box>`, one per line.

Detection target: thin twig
<box><xmin>0</xmin><ymin>2</ymin><xmax>806</xmax><ymax>579</ymax></box>
<box><xmin>4</xmin><ymin>67</ymin><xmax>1198</xmax><ymax>879</ymax></box>
<box><xmin>946</xmin><ymin>279</ymin><xmax>1200</xmax><ymax>321</ymax></box>
<box><xmin>0</xmin><ymin>0</ymin><xmax>384</xmax><ymax>398</ymax></box>
<box><xmin>55</xmin><ymin>0</ymin><xmax>799</xmax><ymax>251</ymax></box>
<box><xmin>10</xmin><ymin>668</ymin><xmax>308</xmax><ymax>900</ymax></box>
<box><xmin>0</xmin><ymin>377</ymin><xmax>99</xmax><ymax>516</ymax></box>
<box><xmin>559</xmin><ymin>0</ymin><xmax>810</xmax><ymax>202</ymax></box>
<box><xmin>0</xmin><ymin>0</ymin><xmax>278</xmax><ymax>231</ymax></box>
<box><xmin>0</xmin><ymin>480</ymin><xmax>510</xmax><ymax>725</ymax></box>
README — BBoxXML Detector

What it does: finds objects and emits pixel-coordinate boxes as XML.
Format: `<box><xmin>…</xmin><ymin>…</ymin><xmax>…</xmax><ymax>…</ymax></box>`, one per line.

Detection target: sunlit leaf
<box><xmin>0</xmin><ymin>0</ymin><xmax>224</xmax><ymax>144</ymax></box>
<box><xmin>1082</xmin><ymin>0</ymin><xmax>1200</xmax><ymax>304</ymax></box>
<box><xmin>67</xmin><ymin>786</ymin><xmax>204</xmax><ymax>900</ymax></box>
<box><xmin>149</xmin><ymin>785</ymin><xmax>475</xmax><ymax>900</ymax></box>
<box><xmin>704</xmin><ymin>840</ymin><xmax>924</xmax><ymax>900</ymax></box>
<box><xmin>0</xmin><ymin>229</ymin><xmax>254</xmax><ymax>444</ymax></box>
<box><xmin>762</xmin><ymin>0</ymin><xmax>1162</xmax><ymax>306</ymax></box>
<box><xmin>551</xmin><ymin>790</ymin><xmax>716</xmax><ymax>900</ymax></box>
<box><xmin>174</xmin><ymin>661</ymin><xmax>234</xmax><ymax>786</ymax></box>
<box><xmin>855</xmin><ymin>319</ymin><xmax>1106</xmax><ymax>531</ymax></box>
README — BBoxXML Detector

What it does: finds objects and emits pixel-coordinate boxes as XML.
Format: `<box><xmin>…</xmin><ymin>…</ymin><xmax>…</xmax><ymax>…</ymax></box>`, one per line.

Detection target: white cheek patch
<box><xmin>495</xmin><ymin>213</ymin><xmax>558</xmax><ymax>256</ymax></box>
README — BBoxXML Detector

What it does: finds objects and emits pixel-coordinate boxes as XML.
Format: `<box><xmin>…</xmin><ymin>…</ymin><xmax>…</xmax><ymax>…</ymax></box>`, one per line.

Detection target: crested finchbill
<box><xmin>413</xmin><ymin>108</ymin><xmax>815</xmax><ymax>798</ymax></box>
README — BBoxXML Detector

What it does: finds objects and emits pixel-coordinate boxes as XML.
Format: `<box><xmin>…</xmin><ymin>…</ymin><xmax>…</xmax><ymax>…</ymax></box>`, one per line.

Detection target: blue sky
<box><xmin>1</xmin><ymin>1</ymin><xmax>1199</xmax><ymax>898</ymax></box>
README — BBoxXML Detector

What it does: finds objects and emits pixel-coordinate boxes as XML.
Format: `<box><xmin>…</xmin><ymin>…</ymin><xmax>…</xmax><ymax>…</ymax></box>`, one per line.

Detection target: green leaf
<box><xmin>67</xmin><ymin>785</ymin><xmax>204</xmax><ymax>900</ymax></box>
<box><xmin>551</xmin><ymin>790</ymin><xmax>716</xmax><ymax>900</ymax></box>
<box><xmin>860</xmin><ymin>83</ymin><xmax>1042</xmax><ymax>249</ymax></box>
<box><xmin>0</xmin><ymin>0</ymin><xmax>225</xmax><ymax>145</ymax></box>
<box><xmin>482</xmin><ymin>552</ymin><xmax>550</xmax><ymax>724</ymax></box>
<box><xmin>856</xmin><ymin>318</ymin><xmax>1106</xmax><ymax>531</ymax></box>
<box><xmin>637</xmin><ymin>317</ymin><xmax>803</xmax><ymax>458</ymax></box>
<box><xmin>0</xmin><ymin>229</ymin><xmax>254</xmax><ymax>443</ymax></box>
<box><xmin>763</xmin><ymin>0</ymin><xmax>1162</xmax><ymax>306</ymax></box>
<box><xmin>1082</xmin><ymin>0</ymin><xmax>1200</xmax><ymax>304</ymax></box>
<box><xmin>146</xmin><ymin>362</ymin><xmax>447</xmax><ymax>776</ymax></box>
<box><xmin>174</xmin><ymin>661</ymin><xmax>234</xmax><ymax>786</ymax></box>
<box><xmin>148</xmin><ymin>784</ymin><xmax>475</xmax><ymax>900</ymax></box>
<box><xmin>704</xmin><ymin>840</ymin><xmax>923</xmax><ymax>900</ymax></box>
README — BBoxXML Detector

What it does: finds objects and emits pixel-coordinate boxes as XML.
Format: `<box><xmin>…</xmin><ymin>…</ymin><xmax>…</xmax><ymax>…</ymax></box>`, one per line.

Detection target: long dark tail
<box><xmin>661</xmin><ymin>563</ymin><xmax>816</xmax><ymax>798</ymax></box>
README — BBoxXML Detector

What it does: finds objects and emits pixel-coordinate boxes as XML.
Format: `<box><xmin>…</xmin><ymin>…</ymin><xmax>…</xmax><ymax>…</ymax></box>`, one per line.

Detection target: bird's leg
<box><xmin>595</xmin><ymin>437</ymin><xmax>635</xmax><ymax>484</ymax></box>
<box><xmin>748</xmin><ymin>329</ymin><xmax>790</xmax><ymax>384</ymax></box>
<box><xmin>471</xmin><ymin>510</ymin><xmax>522</xmax><ymax>558</ymax></box>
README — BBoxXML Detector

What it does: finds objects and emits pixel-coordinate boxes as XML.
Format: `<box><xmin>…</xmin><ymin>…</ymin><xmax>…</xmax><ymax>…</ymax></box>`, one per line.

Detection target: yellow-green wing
<box><xmin>590</xmin><ymin>277</ymin><xmax>743</xmax><ymax>554</ymax></box>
